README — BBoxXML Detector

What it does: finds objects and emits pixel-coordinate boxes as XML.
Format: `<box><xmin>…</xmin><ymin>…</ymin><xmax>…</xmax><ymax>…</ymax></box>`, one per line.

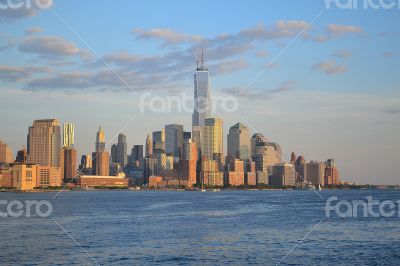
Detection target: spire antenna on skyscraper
<box><xmin>201</xmin><ymin>48</ymin><xmax>204</xmax><ymax>69</ymax></box>
<box><xmin>194</xmin><ymin>48</ymin><xmax>199</xmax><ymax>69</ymax></box>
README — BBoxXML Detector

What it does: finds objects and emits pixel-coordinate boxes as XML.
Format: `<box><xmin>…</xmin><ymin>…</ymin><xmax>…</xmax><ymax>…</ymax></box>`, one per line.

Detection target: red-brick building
<box><xmin>78</xmin><ymin>175</ymin><xmax>128</xmax><ymax>187</ymax></box>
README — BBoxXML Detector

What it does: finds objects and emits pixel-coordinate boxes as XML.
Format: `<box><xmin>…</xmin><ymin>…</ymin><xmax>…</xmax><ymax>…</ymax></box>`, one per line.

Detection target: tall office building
<box><xmin>192</xmin><ymin>50</ymin><xmax>211</xmax><ymax>156</ymax></box>
<box><xmin>305</xmin><ymin>161</ymin><xmax>326</xmax><ymax>186</ymax></box>
<box><xmin>183</xmin><ymin>139</ymin><xmax>198</xmax><ymax>161</ymax></box>
<box><xmin>165</xmin><ymin>124</ymin><xmax>184</xmax><ymax>160</ymax></box>
<box><xmin>227</xmin><ymin>159</ymin><xmax>245</xmax><ymax>187</ymax></box>
<box><xmin>15</xmin><ymin>149</ymin><xmax>27</xmax><ymax>163</ymax></box>
<box><xmin>152</xmin><ymin>129</ymin><xmax>165</xmax><ymax>151</ymax></box>
<box><xmin>0</xmin><ymin>139</ymin><xmax>13</xmax><ymax>164</ymax></box>
<box><xmin>27</xmin><ymin>119</ymin><xmax>61</xmax><ymax>167</ymax></box>
<box><xmin>251</xmin><ymin>133</ymin><xmax>267</xmax><ymax>159</ymax></box>
<box><xmin>201</xmin><ymin>159</ymin><xmax>224</xmax><ymax>187</ymax></box>
<box><xmin>111</xmin><ymin>144</ymin><xmax>118</xmax><ymax>163</ymax></box>
<box><xmin>80</xmin><ymin>154</ymin><xmax>92</xmax><ymax>169</ymax></box>
<box><xmin>268</xmin><ymin>163</ymin><xmax>296</xmax><ymax>187</ymax></box>
<box><xmin>324</xmin><ymin>159</ymin><xmax>340</xmax><ymax>185</ymax></box>
<box><xmin>183</xmin><ymin>131</ymin><xmax>191</xmax><ymax>142</ymax></box>
<box><xmin>92</xmin><ymin>151</ymin><xmax>109</xmax><ymax>176</ymax></box>
<box><xmin>251</xmin><ymin>133</ymin><xmax>282</xmax><ymax>172</ymax></box>
<box><xmin>201</xmin><ymin>118</ymin><xmax>223</xmax><ymax>161</ymax></box>
<box><xmin>93</xmin><ymin>127</ymin><xmax>109</xmax><ymax>176</ymax></box>
<box><xmin>63</xmin><ymin>148</ymin><xmax>77</xmax><ymax>180</ymax></box>
<box><xmin>192</xmin><ymin>127</ymin><xmax>201</xmax><ymax>157</ymax></box>
<box><xmin>62</xmin><ymin>122</ymin><xmax>76</xmax><ymax>180</ymax></box>
<box><xmin>227</xmin><ymin>123</ymin><xmax>251</xmax><ymax>161</ymax></box>
<box><xmin>290</xmin><ymin>152</ymin><xmax>297</xmax><ymax>164</ymax></box>
<box><xmin>295</xmin><ymin>155</ymin><xmax>306</xmax><ymax>186</ymax></box>
<box><xmin>192</xmin><ymin>50</ymin><xmax>212</xmax><ymax>127</ymax></box>
<box><xmin>144</xmin><ymin>157</ymin><xmax>158</xmax><ymax>184</ymax></box>
<box><xmin>116</xmin><ymin>133</ymin><xmax>127</xmax><ymax>167</ymax></box>
<box><xmin>154</xmin><ymin>149</ymin><xmax>167</xmax><ymax>172</ymax></box>
<box><xmin>182</xmin><ymin>139</ymin><xmax>198</xmax><ymax>187</ymax></box>
<box><xmin>62</xmin><ymin>123</ymin><xmax>74</xmax><ymax>148</ymax></box>
<box><xmin>95</xmin><ymin>126</ymin><xmax>105</xmax><ymax>152</ymax></box>
<box><xmin>130</xmin><ymin>145</ymin><xmax>144</xmax><ymax>168</ymax></box>
<box><xmin>145</xmin><ymin>134</ymin><xmax>152</xmax><ymax>158</ymax></box>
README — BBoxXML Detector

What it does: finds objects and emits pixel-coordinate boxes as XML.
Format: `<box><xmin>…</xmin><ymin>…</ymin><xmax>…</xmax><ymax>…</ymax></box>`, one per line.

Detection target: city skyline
<box><xmin>1</xmin><ymin>0</ymin><xmax>399</xmax><ymax>185</ymax></box>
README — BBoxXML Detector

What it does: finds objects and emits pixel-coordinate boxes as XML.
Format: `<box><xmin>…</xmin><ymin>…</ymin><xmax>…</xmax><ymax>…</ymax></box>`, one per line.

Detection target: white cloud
<box><xmin>132</xmin><ymin>28</ymin><xmax>202</xmax><ymax>45</ymax></box>
<box><xmin>210</xmin><ymin>59</ymin><xmax>250</xmax><ymax>75</ymax></box>
<box><xmin>24</xmin><ymin>26</ymin><xmax>44</xmax><ymax>35</ymax></box>
<box><xmin>19</xmin><ymin>35</ymin><xmax>80</xmax><ymax>56</ymax></box>
<box><xmin>327</xmin><ymin>24</ymin><xmax>362</xmax><ymax>35</ymax></box>
<box><xmin>332</xmin><ymin>50</ymin><xmax>353</xmax><ymax>58</ymax></box>
<box><xmin>311</xmin><ymin>61</ymin><xmax>347</xmax><ymax>75</ymax></box>
<box><xmin>0</xmin><ymin>0</ymin><xmax>53</xmax><ymax>21</ymax></box>
<box><xmin>0</xmin><ymin>65</ymin><xmax>51</xmax><ymax>82</ymax></box>
<box><xmin>314</xmin><ymin>24</ymin><xmax>363</xmax><ymax>42</ymax></box>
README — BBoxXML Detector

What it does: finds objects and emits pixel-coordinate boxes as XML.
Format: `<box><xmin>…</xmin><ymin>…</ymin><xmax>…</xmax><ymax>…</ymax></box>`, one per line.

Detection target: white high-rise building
<box><xmin>63</xmin><ymin>122</ymin><xmax>74</xmax><ymax>148</ymax></box>
<box><xmin>192</xmin><ymin>49</ymin><xmax>211</xmax><ymax>156</ymax></box>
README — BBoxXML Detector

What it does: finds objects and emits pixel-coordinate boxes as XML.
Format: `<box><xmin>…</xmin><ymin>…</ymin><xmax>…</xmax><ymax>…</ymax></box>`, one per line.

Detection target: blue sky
<box><xmin>1</xmin><ymin>0</ymin><xmax>399</xmax><ymax>184</ymax></box>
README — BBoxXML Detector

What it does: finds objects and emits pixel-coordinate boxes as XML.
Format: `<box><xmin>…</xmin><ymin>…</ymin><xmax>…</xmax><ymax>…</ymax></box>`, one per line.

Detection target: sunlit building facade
<box><xmin>201</xmin><ymin>118</ymin><xmax>223</xmax><ymax>162</ymax></box>
<box><xmin>27</xmin><ymin>119</ymin><xmax>61</xmax><ymax>167</ymax></box>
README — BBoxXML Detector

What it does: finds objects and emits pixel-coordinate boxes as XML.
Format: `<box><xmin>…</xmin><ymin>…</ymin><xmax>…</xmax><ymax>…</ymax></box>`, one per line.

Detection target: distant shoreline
<box><xmin>1</xmin><ymin>186</ymin><xmax>399</xmax><ymax>193</ymax></box>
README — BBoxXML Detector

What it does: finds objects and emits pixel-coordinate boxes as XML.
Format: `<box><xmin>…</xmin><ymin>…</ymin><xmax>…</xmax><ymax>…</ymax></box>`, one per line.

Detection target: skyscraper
<box><xmin>145</xmin><ymin>134</ymin><xmax>152</xmax><ymax>158</ymax></box>
<box><xmin>80</xmin><ymin>154</ymin><xmax>92</xmax><ymax>173</ymax></box>
<box><xmin>165</xmin><ymin>124</ymin><xmax>184</xmax><ymax>160</ymax></box>
<box><xmin>62</xmin><ymin>122</ymin><xmax>77</xmax><ymax>180</ymax></box>
<box><xmin>92</xmin><ymin>151</ymin><xmax>109</xmax><ymax>176</ymax></box>
<box><xmin>227</xmin><ymin>123</ymin><xmax>251</xmax><ymax>161</ymax></box>
<box><xmin>324</xmin><ymin>159</ymin><xmax>340</xmax><ymax>185</ymax></box>
<box><xmin>92</xmin><ymin>127</ymin><xmax>109</xmax><ymax>176</ymax></box>
<box><xmin>62</xmin><ymin>123</ymin><xmax>74</xmax><ymax>148</ymax></box>
<box><xmin>192</xmin><ymin>50</ymin><xmax>211</xmax><ymax>156</ymax></box>
<box><xmin>95</xmin><ymin>126</ymin><xmax>105</xmax><ymax>152</ymax></box>
<box><xmin>63</xmin><ymin>148</ymin><xmax>77</xmax><ymax>180</ymax></box>
<box><xmin>0</xmin><ymin>139</ymin><xmax>13</xmax><ymax>164</ymax></box>
<box><xmin>130</xmin><ymin>145</ymin><xmax>144</xmax><ymax>168</ymax></box>
<box><xmin>268</xmin><ymin>163</ymin><xmax>296</xmax><ymax>187</ymax></box>
<box><xmin>295</xmin><ymin>155</ymin><xmax>306</xmax><ymax>186</ymax></box>
<box><xmin>152</xmin><ymin>129</ymin><xmax>165</xmax><ymax>151</ymax></box>
<box><xmin>192</xmin><ymin>50</ymin><xmax>211</xmax><ymax>128</ymax></box>
<box><xmin>251</xmin><ymin>133</ymin><xmax>283</xmax><ymax>172</ymax></box>
<box><xmin>290</xmin><ymin>152</ymin><xmax>297</xmax><ymax>164</ymax></box>
<box><xmin>15</xmin><ymin>149</ymin><xmax>27</xmax><ymax>163</ymax></box>
<box><xmin>111</xmin><ymin>144</ymin><xmax>118</xmax><ymax>163</ymax></box>
<box><xmin>305</xmin><ymin>161</ymin><xmax>326</xmax><ymax>186</ymax></box>
<box><xmin>183</xmin><ymin>131</ymin><xmax>191</xmax><ymax>142</ymax></box>
<box><xmin>182</xmin><ymin>139</ymin><xmax>198</xmax><ymax>187</ymax></box>
<box><xmin>201</xmin><ymin>118</ymin><xmax>223</xmax><ymax>161</ymax></box>
<box><xmin>27</xmin><ymin>119</ymin><xmax>61</xmax><ymax>167</ymax></box>
<box><xmin>251</xmin><ymin>133</ymin><xmax>267</xmax><ymax>159</ymax></box>
<box><xmin>116</xmin><ymin>133</ymin><xmax>127</xmax><ymax>167</ymax></box>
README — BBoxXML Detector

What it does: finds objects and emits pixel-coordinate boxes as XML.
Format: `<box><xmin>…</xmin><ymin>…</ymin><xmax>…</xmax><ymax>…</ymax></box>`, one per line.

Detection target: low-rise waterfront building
<box><xmin>78</xmin><ymin>175</ymin><xmax>128</xmax><ymax>188</ymax></box>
